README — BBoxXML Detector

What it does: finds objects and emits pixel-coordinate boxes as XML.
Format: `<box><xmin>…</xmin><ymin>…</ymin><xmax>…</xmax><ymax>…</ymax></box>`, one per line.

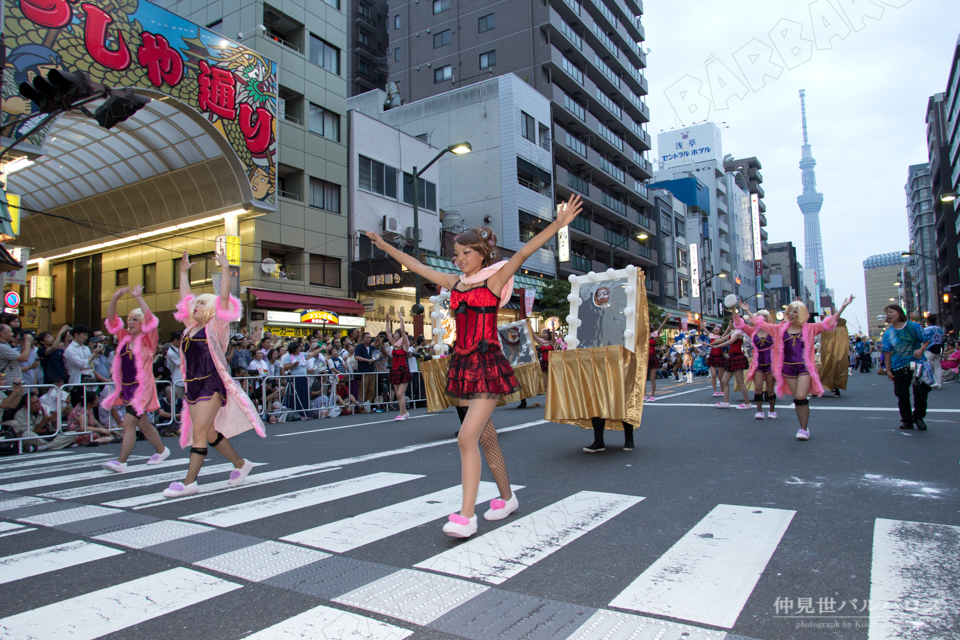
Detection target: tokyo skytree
<box><xmin>797</xmin><ymin>89</ymin><xmax>826</xmax><ymax>290</ymax></box>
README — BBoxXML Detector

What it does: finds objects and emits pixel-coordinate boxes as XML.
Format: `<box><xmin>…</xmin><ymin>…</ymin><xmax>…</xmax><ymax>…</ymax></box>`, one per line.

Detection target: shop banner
<box><xmin>524</xmin><ymin>288</ymin><xmax>535</xmax><ymax>317</ymax></box>
<box><xmin>3</xmin><ymin>0</ymin><xmax>279</xmax><ymax>209</ymax></box>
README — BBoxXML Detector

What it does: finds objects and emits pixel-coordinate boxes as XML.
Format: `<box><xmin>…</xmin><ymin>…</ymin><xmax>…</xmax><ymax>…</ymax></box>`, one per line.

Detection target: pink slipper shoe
<box><xmin>483</xmin><ymin>494</ymin><xmax>519</xmax><ymax>521</ymax></box>
<box><xmin>228</xmin><ymin>459</ymin><xmax>253</xmax><ymax>485</ymax></box>
<box><xmin>442</xmin><ymin>513</ymin><xmax>477</xmax><ymax>538</ymax></box>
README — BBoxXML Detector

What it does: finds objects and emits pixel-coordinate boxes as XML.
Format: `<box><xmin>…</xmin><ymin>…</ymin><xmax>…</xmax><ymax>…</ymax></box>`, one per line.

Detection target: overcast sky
<box><xmin>643</xmin><ymin>0</ymin><xmax>958</xmax><ymax>332</ymax></box>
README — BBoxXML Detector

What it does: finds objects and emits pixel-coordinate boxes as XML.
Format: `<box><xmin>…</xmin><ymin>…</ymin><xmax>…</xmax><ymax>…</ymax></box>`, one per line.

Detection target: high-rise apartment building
<box><xmin>385</xmin><ymin>0</ymin><xmax>656</xmax><ymax>286</ymax></box>
<box><xmin>863</xmin><ymin>252</ymin><xmax>909</xmax><ymax>338</ymax></box>
<box><xmin>905</xmin><ymin>163</ymin><xmax>936</xmax><ymax>316</ymax></box>
<box><xmin>349</xmin><ymin>0</ymin><xmax>390</xmax><ymax>97</ymax></box>
<box><xmin>724</xmin><ymin>156</ymin><xmax>769</xmax><ymax>305</ymax></box>
<box><xmin>766</xmin><ymin>241</ymin><xmax>801</xmax><ymax>310</ymax></box>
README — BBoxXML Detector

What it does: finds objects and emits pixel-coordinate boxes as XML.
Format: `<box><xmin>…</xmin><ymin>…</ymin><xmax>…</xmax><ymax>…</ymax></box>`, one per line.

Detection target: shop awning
<box><xmin>0</xmin><ymin>244</ymin><xmax>22</xmax><ymax>273</ymax></box>
<box><xmin>248</xmin><ymin>289</ymin><xmax>365</xmax><ymax>314</ymax></box>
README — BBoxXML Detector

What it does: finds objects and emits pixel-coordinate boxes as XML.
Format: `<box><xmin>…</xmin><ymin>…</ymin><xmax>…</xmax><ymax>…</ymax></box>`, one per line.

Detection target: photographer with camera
<box><xmin>0</xmin><ymin>324</ymin><xmax>32</xmax><ymax>384</ymax></box>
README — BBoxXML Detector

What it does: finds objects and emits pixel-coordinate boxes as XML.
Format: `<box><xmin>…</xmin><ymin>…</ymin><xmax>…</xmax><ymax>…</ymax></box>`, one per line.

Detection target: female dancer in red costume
<box><xmin>711</xmin><ymin>324</ymin><xmax>752</xmax><ymax>410</ymax></box>
<box><xmin>366</xmin><ymin>195</ymin><xmax>583</xmax><ymax>538</ymax></box>
<box><xmin>385</xmin><ymin>312</ymin><xmax>412</xmax><ymax>421</ymax></box>
<box><xmin>706</xmin><ymin>325</ymin><xmax>729</xmax><ymax>398</ymax></box>
<box><xmin>733</xmin><ymin>307</ymin><xmax>778</xmax><ymax>420</ymax></box>
<box><xmin>643</xmin><ymin>313</ymin><xmax>671</xmax><ymax>402</ymax></box>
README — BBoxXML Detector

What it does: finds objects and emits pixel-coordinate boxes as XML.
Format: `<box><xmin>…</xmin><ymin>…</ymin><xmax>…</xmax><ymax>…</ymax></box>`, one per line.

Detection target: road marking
<box><xmin>275</xmin><ymin>413</ymin><xmax>438</xmax><ymax>437</ymax></box>
<box><xmin>647</xmin><ymin>402</ymin><xmax>960</xmax><ymax>413</ymax></box>
<box><xmin>0</xmin><ymin>458</ymin><xmax>188</xmax><ymax>492</ymax></box>
<box><xmin>0</xmin><ymin>450</ymin><xmax>71</xmax><ymax>464</ymax></box>
<box><xmin>241</xmin><ymin>603</ymin><xmax>414</xmax><ymax>640</ymax></box>
<box><xmin>103</xmin><ymin>465</ymin><xmax>342</xmax><ymax>510</ymax></box>
<box><xmin>17</xmin><ymin>505</ymin><xmax>122</xmax><ymax>527</ymax></box>
<box><xmin>195</xmin><ymin>541</ymin><xmax>330</xmax><ymax>582</ymax></box>
<box><xmin>0</xmin><ymin>455</ymin><xmax>127</xmax><ymax>479</ymax></box>
<box><xmin>41</xmin><ymin>463</ymin><xmax>266</xmax><ymax>500</ymax></box>
<box><xmin>0</xmin><ymin>522</ymin><xmax>36</xmax><ymax>538</ymax></box>
<box><xmin>334</xmin><ymin>568</ymin><xmax>489</xmax><ymax>626</ymax></box>
<box><xmin>283</xmin><ymin>482</ymin><xmax>521</xmax><ymax>553</ymax></box>
<box><xmin>568</xmin><ymin>609</ymin><xmax>727</xmax><ymax>640</ymax></box>
<box><xmin>653</xmin><ymin>385</ymin><xmax>714</xmax><ymax>401</ymax></box>
<box><xmin>609</xmin><ymin>504</ymin><xmax>795</xmax><ymax>629</ymax></box>
<box><xmin>415</xmin><ymin>491</ymin><xmax>642</xmax><ymax>585</ymax></box>
<box><xmin>94</xmin><ymin>520</ymin><xmax>214</xmax><ymax>549</ymax></box>
<box><xmin>0</xmin><ymin>567</ymin><xmax>240</xmax><ymax>639</ymax></box>
<box><xmin>180</xmin><ymin>472</ymin><xmax>424</xmax><ymax>528</ymax></box>
<box><xmin>870</xmin><ymin>518</ymin><xmax>960</xmax><ymax>640</ymax></box>
<box><xmin>0</xmin><ymin>495</ymin><xmax>50</xmax><ymax>512</ymax></box>
<box><xmin>0</xmin><ymin>540</ymin><xmax>123</xmax><ymax>586</ymax></box>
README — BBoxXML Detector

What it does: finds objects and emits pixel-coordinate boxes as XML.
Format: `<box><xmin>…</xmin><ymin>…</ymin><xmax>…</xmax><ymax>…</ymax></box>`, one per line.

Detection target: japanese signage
<box><xmin>215</xmin><ymin>235</ymin><xmax>241</xmax><ymax>266</ymax></box>
<box><xmin>30</xmin><ymin>274</ymin><xmax>52</xmax><ymax>299</ymax></box>
<box><xmin>751</xmin><ymin>194</ymin><xmax>762</xmax><ymax>295</ymax></box>
<box><xmin>6</xmin><ymin>193</ymin><xmax>20</xmax><ymax>236</ymax></box>
<box><xmin>301</xmin><ymin>310</ymin><xmax>339</xmax><ymax>325</ymax></box>
<box><xmin>366</xmin><ymin>273</ymin><xmax>402</xmax><ymax>287</ymax></box>
<box><xmin>557</xmin><ymin>225</ymin><xmax>570</xmax><ymax>262</ymax></box>
<box><xmin>3</xmin><ymin>0</ymin><xmax>279</xmax><ymax>209</ymax></box>
<box><xmin>3</xmin><ymin>247</ymin><xmax>28</xmax><ymax>285</ymax></box>
<box><xmin>690</xmin><ymin>243</ymin><xmax>700</xmax><ymax>298</ymax></box>
<box><xmin>657</xmin><ymin>123</ymin><xmax>724</xmax><ymax>170</ymax></box>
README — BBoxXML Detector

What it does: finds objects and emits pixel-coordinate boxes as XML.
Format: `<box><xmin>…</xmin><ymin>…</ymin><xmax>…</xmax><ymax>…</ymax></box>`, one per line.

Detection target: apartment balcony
<box><xmin>760</xmin><ymin>227</ymin><xmax>768</xmax><ymax>242</ymax></box>
<box><xmin>718</xmin><ymin>216</ymin><xmax>730</xmax><ymax>235</ymax></box>
<box><xmin>720</xmin><ymin>239</ymin><xmax>731</xmax><ymax>255</ymax></box>
<box><xmin>749</xmin><ymin>180</ymin><xmax>765</xmax><ymax>198</ymax></box>
<box><xmin>759</xmin><ymin>212</ymin><xmax>767</xmax><ymax>227</ymax></box>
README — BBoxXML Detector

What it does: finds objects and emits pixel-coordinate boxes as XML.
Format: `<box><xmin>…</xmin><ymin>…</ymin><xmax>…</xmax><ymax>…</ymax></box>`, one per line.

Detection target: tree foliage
<box><xmin>537</xmin><ymin>278</ymin><xmax>571</xmax><ymax>321</ymax></box>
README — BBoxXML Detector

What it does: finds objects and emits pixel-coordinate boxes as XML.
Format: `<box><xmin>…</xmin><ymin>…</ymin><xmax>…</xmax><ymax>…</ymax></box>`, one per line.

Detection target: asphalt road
<box><xmin>0</xmin><ymin>371</ymin><xmax>957</xmax><ymax>640</ymax></box>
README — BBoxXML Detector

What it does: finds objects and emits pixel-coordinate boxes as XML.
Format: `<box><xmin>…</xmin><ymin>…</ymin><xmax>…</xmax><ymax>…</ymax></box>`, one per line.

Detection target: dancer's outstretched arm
<box><xmin>179</xmin><ymin>250</ymin><xmax>196</xmax><ymax>301</ymax></box>
<box><xmin>366</xmin><ymin>231</ymin><xmax>459</xmax><ymax>290</ymax></box>
<box><xmin>107</xmin><ymin>287</ymin><xmax>129</xmax><ymax>323</ymax></box>
<box><xmin>130</xmin><ymin>284</ymin><xmax>155</xmax><ymax>325</ymax></box>
<box><xmin>488</xmin><ymin>195</ymin><xmax>583</xmax><ymax>295</ymax></box>
<box><xmin>215</xmin><ymin>249</ymin><xmax>231</xmax><ymax>308</ymax></box>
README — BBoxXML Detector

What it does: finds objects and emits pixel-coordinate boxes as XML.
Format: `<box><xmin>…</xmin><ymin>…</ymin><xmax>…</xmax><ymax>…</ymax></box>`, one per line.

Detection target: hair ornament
<box><xmin>479</xmin><ymin>230</ymin><xmax>489</xmax><ymax>239</ymax></box>
<box><xmin>488</xmin><ymin>239</ymin><xmax>495</xmax><ymax>246</ymax></box>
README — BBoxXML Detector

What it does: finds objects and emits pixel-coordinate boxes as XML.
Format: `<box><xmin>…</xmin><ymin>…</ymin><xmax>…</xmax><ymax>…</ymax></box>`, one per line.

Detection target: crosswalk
<box><xmin>0</xmin><ymin>450</ymin><xmax>957</xmax><ymax>640</ymax></box>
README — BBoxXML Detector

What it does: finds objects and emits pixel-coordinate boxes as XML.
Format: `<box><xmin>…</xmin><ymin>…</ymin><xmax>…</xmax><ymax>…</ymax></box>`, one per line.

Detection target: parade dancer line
<box><xmin>706</xmin><ymin>325</ymin><xmax>729</xmax><ymax>397</ymax></box>
<box><xmin>101</xmin><ymin>285</ymin><xmax>170</xmax><ymax>472</ymax></box>
<box><xmin>644</xmin><ymin>313</ymin><xmax>670</xmax><ymax>402</ymax></box>
<box><xmin>734</xmin><ymin>306</ymin><xmax>777</xmax><ymax>419</ymax></box>
<box><xmin>162</xmin><ymin>249</ymin><xmax>265</xmax><ymax>498</ymax></box>
<box><xmin>366</xmin><ymin>194</ymin><xmax>583</xmax><ymax>538</ymax></box>
<box><xmin>741</xmin><ymin>296</ymin><xmax>854</xmax><ymax>441</ymax></box>
<box><xmin>385</xmin><ymin>312</ymin><xmax>412</xmax><ymax>421</ymax></box>
<box><xmin>711</xmin><ymin>320</ymin><xmax>752</xmax><ymax>410</ymax></box>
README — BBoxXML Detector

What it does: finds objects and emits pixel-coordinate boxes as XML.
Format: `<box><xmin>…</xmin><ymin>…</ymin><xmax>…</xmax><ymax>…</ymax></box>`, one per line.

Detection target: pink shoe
<box><xmin>646</xmin><ymin>396</ymin><xmax>656</xmax><ymax>402</ymax></box>
<box><xmin>715</xmin><ymin>402</ymin><xmax>730</xmax><ymax>408</ymax></box>
<box><xmin>767</xmin><ymin>411</ymin><xmax>778</xmax><ymax>419</ymax></box>
<box><xmin>483</xmin><ymin>494</ymin><xmax>518</xmax><ymax>521</ymax></box>
<box><xmin>162</xmin><ymin>481</ymin><xmax>199</xmax><ymax>498</ymax></box>
<box><xmin>394</xmin><ymin>414</ymin><xmax>407</xmax><ymax>421</ymax></box>
<box><xmin>147</xmin><ymin>447</ymin><xmax>171</xmax><ymax>465</ymax></box>
<box><xmin>101</xmin><ymin>460</ymin><xmax>126</xmax><ymax>473</ymax></box>
<box><xmin>228</xmin><ymin>459</ymin><xmax>253</xmax><ymax>485</ymax></box>
<box><xmin>736</xmin><ymin>404</ymin><xmax>752</xmax><ymax>410</ymax></box>
<box><xmin>713</xmin><ymin>392</ymin><xmax>724</xmax><ymax>397</ymax></box>
<box><xmin>442</xmin><ymin>513</ymin><xmax>477</xmax><ymax>538</ymax></box>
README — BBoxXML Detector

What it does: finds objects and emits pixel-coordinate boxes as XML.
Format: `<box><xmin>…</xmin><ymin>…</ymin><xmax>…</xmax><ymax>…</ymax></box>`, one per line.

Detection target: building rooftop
<box><xmin>863</xmin><ymin>252</ymin><xmax>908</xmax><ymax>270</ymax></box>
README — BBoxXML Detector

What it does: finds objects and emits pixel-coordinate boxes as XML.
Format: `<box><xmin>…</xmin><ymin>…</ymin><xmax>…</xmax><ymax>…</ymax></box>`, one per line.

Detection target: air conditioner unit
<box><xmin>383</xmin><ymin>215</ymin><xmax>400</xmax><ymax>234</ymax></box>
<box><xmin>404</xmin><ymin>226</ymin><xmax>422</xmax><ymax>242</ymax></box>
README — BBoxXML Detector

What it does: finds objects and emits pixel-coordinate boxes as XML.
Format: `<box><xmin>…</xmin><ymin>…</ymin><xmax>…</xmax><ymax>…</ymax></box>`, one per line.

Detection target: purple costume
<box><xmin>753</xmin><ymin>333</ymin><xmax>774</xmax><ymax>375</ymax></box>
<box><xmin>119</xmin><ymin>342</ymin><xmax>139</xmax><ymax>403</ymax></box>
<box><xmin>782</xmin><ymin>332</ymin><xmax>809</xmax><ymax>378</ymax></box>
<box><xmin>183</xmin><ymin>328</ymin><xmax>227</xmax><ymax>406</ymax></box>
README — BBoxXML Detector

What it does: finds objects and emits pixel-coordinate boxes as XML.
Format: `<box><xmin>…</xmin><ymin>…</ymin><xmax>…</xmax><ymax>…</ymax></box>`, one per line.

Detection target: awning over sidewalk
<box><xmin>248</xmin><ymin>289</ymin><xmax>365</xmax><ymax>314</ymax></box>
<box><xmin>422</xmin><ymin>255</ymin><xmax>550</xmax><ymax>297</ymax></box>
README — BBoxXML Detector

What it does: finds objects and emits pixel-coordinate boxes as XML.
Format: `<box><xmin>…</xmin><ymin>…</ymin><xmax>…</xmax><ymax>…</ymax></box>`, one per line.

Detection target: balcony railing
<box><xmin>604</xmin><ymin>227</ymin><xmax>628</xmax><ymax>248</ymax></box>
<box><xmin>638</xmin><ymin>212</ymin><xmax>653</xmax><ymax>229</ymax></box>
<box><xmin>634</xmin><ymin>180</ymin><xmax>648</xmax><ymax>199</ymax></box>
<box><xmin>519</xmin><ymin>175</ymin><xmax>549</xmax><ymax>195</ymax></box>
<box><xmin>562</xmin><ymin>55</ymin><xmax>584</xmax><ymax>85</ymax></box>
<box><xmin>567</xmin><ymin>172</ymin><xmax>590</xmax><ymax>195</ymax></box>
<box><xmin>593</xmin><ymin>54</ymin><xmax>621</xmax><ymax>88</ymax></box>
<box><xmin>563</xmin><ymin>91</ymin><xmax>586</xmax><ymax>120</ymax></box>
<box><xmin>602</xmin><ymin>192</ymin><xmax>627</xmax><ymax>216</ymax></box>
<box><xmin>560</xmin><ymin>20</ymin><xmax>583</xmax><ymax>50</ymax></box>
<box><xmin>595</xmin><ymin>89</ymin><xmax>622</xmax><ymax>119</ymax></box>
<box><xmin>571</xmin><ymin>215</ymin><xmax>591</xmax><ymax>234</ymax></box>
<box><xmin>600</xmin><ymin>156</ymin><xmax>625</xmax><ymax>182</ymax></box>
<box><xmin>638</xmin><ymin>244</ymin><xmax>652</xmax><ymax>259</ymax></box>
<box><xmin>563</xmin><ymin>0</ymin><xmax>582</xmax><ymax>15</ymax></box>
<box><xmin>592</xmin><ymin>24</ymin><xmax>619</xmax><ymax>58</ymax></box>
<box><xmin>597</xmin><ymin>121</ymin><xmax>624</xmax><ymax>151</ymax></box>
<box><xmin>565</xmin><ymin>131</ymin><xmax>587</xmax><ymax>156</ymax></box>
<box><xmin>572</xmin><ymin>254</ymin><xmax>592</xmax><ymax>271</ymax></box>
<box><xmin>589</xmin><ymin>0</ymin><xmax>617</xmax><ymax>28</ymax></box>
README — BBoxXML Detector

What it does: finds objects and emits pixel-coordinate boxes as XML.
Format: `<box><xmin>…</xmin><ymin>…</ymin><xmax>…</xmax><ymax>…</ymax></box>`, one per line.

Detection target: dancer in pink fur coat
<box><xmin>101</xmin><ymin>285</ymin><xmax>171</xmax><ymax>472</ymax></box>
<box><xmin>739</xmin><ymin>296</ymin><xmax>854</xmax><ymax>441</ymax></box>
<box><xmin>162</xmin><ymin>249</ymin><xmax>266</xmax><ymax>498</ymax></box>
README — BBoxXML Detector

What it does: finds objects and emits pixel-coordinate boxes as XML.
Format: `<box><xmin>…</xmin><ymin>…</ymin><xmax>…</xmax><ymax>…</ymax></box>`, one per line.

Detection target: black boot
<box><xmin>517</xmin><ymin>399</ymin><xmax>527</xmax><ymax>409</ymax></box>
<box><xmin>623</xmin><ymin>423</ymin><xmax>635</xmax><ymax>451</ymax></box>
<box><xmin>583</xmin><ymin>417</ymin><xmax>606</xmax><ymax>453</ymax></box>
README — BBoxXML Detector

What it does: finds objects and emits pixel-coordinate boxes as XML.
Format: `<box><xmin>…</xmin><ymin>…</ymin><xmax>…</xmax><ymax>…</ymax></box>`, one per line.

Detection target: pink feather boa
<box><xmin>446</xmin><ymin>260</ymin><xmax>515</xmax><ymax>308</ymax></box>
<box><xmin>750</xmin><ymin>313</ymin><xmax>839</xmax><ymax>397</ymax></box>
<box><xmin>103</xmin><ymin>314</ymin><xmax>161</xmax><ymax>415</ymax></box>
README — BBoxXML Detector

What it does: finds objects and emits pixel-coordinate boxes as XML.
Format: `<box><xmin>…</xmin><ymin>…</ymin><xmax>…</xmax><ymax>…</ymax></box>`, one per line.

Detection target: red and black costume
<box><xmin>648</xmin><ymin>337</ymin><xmax>660</xmax><ymax>370</ymax></box>
<box><xmin>539</xmin><ymin>343</ymin><xmax>554</xmax><ymax>373</ymax></box>
<box><xmin>725</xmin><ymin>334</ymin><xmax>750</xmax><ymax>371</ymax></box>
<box><xmin>388</xmin><ymin>346</ymin><xmax>412</xmax><ymax>384</ymax></box>
<box><xmin>445</xmin><ymin>283</ymin><xmax>521</xmax><ymax>399</ymax></box>
<box><xmin>706</xmin><ymin>340</ymin><xmax>727</xmax><ymax>368</ymax></box>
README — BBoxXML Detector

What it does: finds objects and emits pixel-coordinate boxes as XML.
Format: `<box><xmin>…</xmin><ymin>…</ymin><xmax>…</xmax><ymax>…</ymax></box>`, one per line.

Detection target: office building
<box><xmin>863</xmin><ymin>252</ymin><xmax>909</xmax><ymax>338</ymax></box>
<box><xmin>905</xmin><ymin>163</ymin><xmax>936</xmax><ymax>317</ymax></box>
<box><xmin>349</xmin><ymin>0</ymin><xmax>390</xmax><ymax>97</ymax></box>
<box><xmin>724</xmin><ymin>156</ymin><xmax>769</xmax><ymax>306</ymax></box>
<box><xmin>385</xmin><ymin>0</ymin><xmax>657</xmax><ymax>287</ymax></box>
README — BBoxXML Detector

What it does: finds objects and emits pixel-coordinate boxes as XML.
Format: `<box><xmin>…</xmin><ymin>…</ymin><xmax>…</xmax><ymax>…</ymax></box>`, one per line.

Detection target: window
<box><xmin>358</xmin><ymin>156</ymin><xmax>398</xmax><ymax>199</ymax></box>
<box><xmin>433</xmin><ymin>0</ymin><xmax>449</xmax><ymax>14</ymax></box>
<box><xmin>676</xmin><ymin>248</ymin><xmax>687</xmax><ymax>269</ymax></box>
<box><xmin>323</xmin><ymin>0</ymin><xmax>340</xmax><ymax>8</ymax></box>
<box><xmin>675</xmin><ymin>219</ymin><xmax>685</xmax><ymax>238</ymax></box>
<box><xmin>565</xmin><ymin>131</ymin><xmax>586</xmax><ymax>156</ymax></box>
<box><xmin>434</xmin><ymin>29</ymin><xmax>451</xmax><ymax>48</ymax></box>
<box><xmin>358</xmin><ymin>3</ymin><xmax>371</xmax><ymax>19</ymax></box>
<box><xmin>116</xmin><ymin>268</ymin><xmax>128</xmax><ymax>287</ymax></box>
<box><xmin>679</xmin><ymin>279</ymin><xmax>689</xmax><ymax>299</ymax></box>
<box><xmin>310</xmin><ymin>255</ymin><xmax>341</xmax><ymax>288</ymax></box>
<box><xmin>478</xmin><ymin>13</ymin><xmax>495</xmax><ymax>32</ymax></box>
<box><xmin>309</xmin><ymin>35</ymin><xmax>339</xmax><ymax>74</ymax></box>
<box><xmin>403</xmin><ymin>172</ymin><xmax>437</xmax><ymax>211</ymax></box>
<box><xmin>308</xmin><ymin>103</ymin><xmax>340</xmax><ymax>141</ymax></box>
<box><xmin>395</xmin><ymin>47</ymin><xmax>400</xmax><ymax>62</ymax></box>
<box><xmin>358</xmin><ymin>30</ymin><xmax>370</xmax><ymax>47</ymax></box>
<box><xmin>538</xmin><ymin>123</ymin><xmax>551</xmax><ymax>150</ymax></box>
<box><xmin>479</xmin><ymin>50</ymin><xmax>496</xmax><ymax>69</ymax></box>
<box><xmin>394</xmin><ymin>15</ymin><xmax>400</xmax><ymax>29</ymax></box>
<box><xmin>142</xmin><ymin>263</ymin><xmax>157</xmax><ymax>294</ymax></box>
<box><xmin>521</xmin><ymin>111</ymin><xmax>536</xmax><ymax>142</ymax></box>
<box><xmin>310</xmin><ymin>178</ymin><xmax>341</xmax><ymax>213</ymax></box>
<box><xmin>207</xmin><ymin>20</ymin><xmax>223</xmax><ymax>35</ymax></box>
<box><xmin>187</xmin><ymin>253</ymin><xmax>216</xmax><ymax>286</ymax></box>
<box><xmin>434</xmin><ymin>64</ymin><xmax>452</xmax><ymax>83</ymax></box>
<box><xmin>563</xmin><ymin>92</ymin><xmax>585</xmax><ymax>120</ymax></box>
<box><xmin>660</xmin><ymin>213</ymin><xmax>673</xmax><ymax>236</ymax></box>
<box><xmin>561</xmin><ymin>55</ymin><xmax>583</xmax><ymax>84</ymax></box>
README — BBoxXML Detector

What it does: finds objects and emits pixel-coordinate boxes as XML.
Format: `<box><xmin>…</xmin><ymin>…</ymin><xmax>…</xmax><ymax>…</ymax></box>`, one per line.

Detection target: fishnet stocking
<box><xmin>117</xmin><ymin>413</ymin><xmax>165</xmax><ymax>463</ymax></box>
<box><xmin>185</xmin><ymin>448</ymin><xmax>206</xmax><ymax>484</ymax></box>
<box><xmin>209</xmin><ymin>433</ymin><xmax>243</xmax><ymax>467</ymax></box>
<box><xmin>478</xmin><ymin>419</ymin><xmax>511</xmax><ymax>500</ymax></box>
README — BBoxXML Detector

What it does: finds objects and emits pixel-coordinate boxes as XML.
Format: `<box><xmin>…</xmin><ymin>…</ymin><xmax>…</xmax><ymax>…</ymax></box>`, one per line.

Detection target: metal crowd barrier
<box><xmin>0</xmin><ymin>382</ymin><xmax>63</xmax><ymax>454</ymax></box>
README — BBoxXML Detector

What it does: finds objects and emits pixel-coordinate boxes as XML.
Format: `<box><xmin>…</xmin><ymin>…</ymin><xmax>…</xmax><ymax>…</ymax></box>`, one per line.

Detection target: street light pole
<box><xmin>407</xmin><ymin>142</ymin><xmax>472</xmax><ymax>322</ymax></box>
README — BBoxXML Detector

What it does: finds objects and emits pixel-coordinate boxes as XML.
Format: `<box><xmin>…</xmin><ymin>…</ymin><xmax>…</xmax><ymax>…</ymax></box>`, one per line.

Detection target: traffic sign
<box><xmin>5</xmin><ymin>291</ymin><xmax>20</xmax><ymax>308</ymax></box>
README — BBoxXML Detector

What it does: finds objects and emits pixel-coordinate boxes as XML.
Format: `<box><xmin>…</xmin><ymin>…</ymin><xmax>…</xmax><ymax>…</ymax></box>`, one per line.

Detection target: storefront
<box><xmin>245</xmin><ymin>289</ymin><xmax>366</xmax><ymax>342</ymax></box>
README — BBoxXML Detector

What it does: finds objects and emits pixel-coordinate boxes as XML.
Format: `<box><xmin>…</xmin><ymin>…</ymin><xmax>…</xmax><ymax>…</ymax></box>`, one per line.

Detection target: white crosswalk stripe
<box><xmin>240</xmin><ymin>603</ymin><xmax>414</xmax><ymax>640</ymax></box>
<box><xmin>608</xmin><ymin>504</ymin><xmax>796</xmax><ymax>629</ymax></box>
<box><xmin>414</xmin><ymin>490</ymin><xmax>642</xmax><ymax>585</ymax></box>
<box><xmin>0</xmin><ymin>522</ymin><xmax>36</xmax><ymax>538</ymax></box>
<box><xmin>0</xmin><ymin>450</ymin><xmax>71</xmax><ymax>464</ymax></box>
<box><xmin>41</xmin><ymin>462</ymin><xmax>265</xmax><ymax>499</ymax></box>
<box><xmin>0</xmin><ymin>541</ymin><xmax>123</xmax><ymax>585</ymax></box>
<box><xmin>0</xmin><ymin>567</ymin><xmax>241</xmax><ymax>639</ymax></box>
<box><xmin>0</xmin><ymin>454</ymin><xmax>127</xmax><ymax>480</ymax></box>
<box><xmin>180</xmin><ymin>472</ymin><xmax>424</xmax><ymax>527</ymax></box>
<box><xmin>282</xmin><ymin>481</ymin><xmax>520</xmax><ymax>553</ymax></box>
<box><xmin>0</xmin><ymin>457</ymin><xmax>185</xmax><ymax>492</ymax></box>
